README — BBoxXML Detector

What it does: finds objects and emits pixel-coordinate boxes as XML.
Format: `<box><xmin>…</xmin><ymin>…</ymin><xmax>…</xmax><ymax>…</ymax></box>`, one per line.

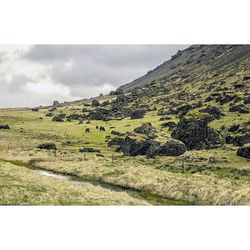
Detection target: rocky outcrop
<box><xmin>108</xmin><ymin>136</ymin><xmax>186</xmax><ymax>158</ymax></box>
<box><xmin>172</xmin><ymin>117</ymin><xmax>221</xmax><ymax>150</ymax></box>
<box><xmin>147</xmin><ymin>140</ymin><xmax>186</xmax><ymax>158</ymax></box>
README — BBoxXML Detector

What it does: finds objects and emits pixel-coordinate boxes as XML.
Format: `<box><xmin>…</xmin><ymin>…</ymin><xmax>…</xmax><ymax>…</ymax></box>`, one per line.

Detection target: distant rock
<box><xmin>53</xmin><ymin>101</ymin><xmax>59</xmax><ymax>106</ymax></box>
<box><xmin>32</xmin><ymin>108</ymin><xmax>39</xmax><ymax>112</ymax></box>
<box><xmin>91</xmin><ymin>99</ymin><xmax>100</xmax><ymax>107</ymax></box>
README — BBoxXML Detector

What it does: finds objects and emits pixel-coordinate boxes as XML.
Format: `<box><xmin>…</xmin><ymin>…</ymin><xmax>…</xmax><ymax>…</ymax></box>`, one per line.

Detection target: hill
<box><xmin>0</xmin><ymin>44</ymin><xmax>250</xmax><ymax>205</ymax></box>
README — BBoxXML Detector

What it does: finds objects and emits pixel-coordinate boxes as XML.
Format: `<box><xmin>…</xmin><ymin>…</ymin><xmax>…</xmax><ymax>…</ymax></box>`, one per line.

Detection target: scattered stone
<box><xmin>45</xmin><ymin>112</ymin><xmax>54</xmax><ymax>117</ymax></box>
<box><xmin>79</xmin><ymin>147</ymin><xmax>100</xmax><ymax>153</ymax></box>
<box><xmin>52</xmin><ymin>116</ymin><xmax>64</xmax><ymax>122</ymax></box>
<box><xmin>37</xmin><ymin>143</ymin><xmax>57</xmax><ymax>150</ymax></box>
<box><xmin>0</xmin><ymin>125</ymin><xmax>10</xmax><ymax>129</ymax></box>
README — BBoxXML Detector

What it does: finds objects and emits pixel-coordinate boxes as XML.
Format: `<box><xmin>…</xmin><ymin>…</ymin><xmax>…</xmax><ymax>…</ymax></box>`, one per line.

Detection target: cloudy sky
<box><xmin>0</xmin><ymin>45</ymin><xmax>188</xmax><ymax>108</ymax></box>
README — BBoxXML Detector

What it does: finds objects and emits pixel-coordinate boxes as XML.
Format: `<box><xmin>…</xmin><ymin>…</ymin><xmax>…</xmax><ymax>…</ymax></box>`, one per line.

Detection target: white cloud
<box><xmin>0</xmin><ymin>45</ymin><xmax>189</xmax><ymax>108</ymax></box>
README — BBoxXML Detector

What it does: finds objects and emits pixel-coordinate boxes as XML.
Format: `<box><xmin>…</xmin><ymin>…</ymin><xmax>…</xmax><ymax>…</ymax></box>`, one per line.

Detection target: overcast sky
<box><xmin>0</xmin><ymin>45</ymin><xmax>188</xmax><ymax>108</ymax></box>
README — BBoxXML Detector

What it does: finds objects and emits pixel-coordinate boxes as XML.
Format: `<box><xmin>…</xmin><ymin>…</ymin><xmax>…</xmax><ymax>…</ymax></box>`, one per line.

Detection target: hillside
<box><xmin>119</xmin><ymin>45</ymin><xmax>250</xmax><ymax>92</ymax></box>
<box><xmin>0</xmin><ymin>44</ymin><xmax>250</xmax><ymax>205</ymax></box>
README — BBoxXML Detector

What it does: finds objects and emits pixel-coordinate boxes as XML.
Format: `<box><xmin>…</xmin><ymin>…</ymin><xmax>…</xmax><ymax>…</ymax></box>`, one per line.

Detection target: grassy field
<box><xmin>0</xmin><ymin>105</ymin><xmax>249</xmax><ymax>205</ymax></box>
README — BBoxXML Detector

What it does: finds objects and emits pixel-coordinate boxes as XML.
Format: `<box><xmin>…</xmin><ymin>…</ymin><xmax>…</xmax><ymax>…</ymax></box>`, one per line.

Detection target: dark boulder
<box><xmin>229</xmin><ymin>104</ymin><xmax>249</xmax><ymax>114</ymax></box>
<box><xmin>0</xmin><ymin>125</ymin><xmax>10</xmax><ymax>129</ymax></box>
<box><xmin>134</xmin><ymin>123</ymin><xmax>156</xmax><ymax>136</ymax></box>
<box><xmin>130</xmin><ymin>110</ymin><xmax>145</xmax><ymax>119</ymax></box>
<box><xmin>119</xmin><ymin>137</ymin><xmax>153</xmax><ymax>156</ymax></box>
<box><xmin>89</xmin><ymin>110</ymin><xmax>105</xmax><ymax>120</ymax></box>
<box><xmin>176</xmin><ymin>104</ymin><xmax>192</xmax><ymax>117</ymax></box>
<box><xmin>172</xmin><ymin>117</ymin><xmax>221</xmax><ymax>150</ymax></box>
<box><xmin>108</xmin><ymin>137</ymin><xmax>125</xmax><ymax>147</ymax></box>
<box><xmin>52</xmin><ymin>116</ymin><xmax>64</xmax><ymax>122</ymax></box>
<box><xmin>45</xmin><ymin>112</ymin><xmax>54</xmax><ymax>117</ymax></box>
<box><xmin>228</xmin><ymin>124</ymin><xmax>240</xmax><ymax>132</ymax></box>
<box><xmin>37</xmin><ymin>143</ymin><xmax>56</xmax><ymax>150</ymax></box>
<box><xmin>219</xmin><ymin>94</ymin><xmax>235</xmax><ymax>105</ymax></box>
<box><xmin>237</xmin><ymin>146</ymin><xmax>250</xmax><ymax>159</ymax></box>
<box><xmin>32</xmin><ymin>108</ymin><xmax>39</xmax><ymax>112</ymax></box>
<box><xmin>108</xmin><ymin>137</ymin><xmax>186</xmax><ymax>158</ymax></box>
<box><xmin>157</xmin><ymin>140</ymin><xmax>186</xmax><ymax>156</ymax></box>
<box><xmin>226</xmin><ymin>133</ymin><xmax>250</xmax><ymax>146</ymax></box>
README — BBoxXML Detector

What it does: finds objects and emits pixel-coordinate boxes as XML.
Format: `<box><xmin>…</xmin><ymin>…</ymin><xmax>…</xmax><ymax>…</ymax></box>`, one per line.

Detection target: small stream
<box><xmin>0</xmin><ymin>157</ymin><xmax>195</xmax><ymax>205</ymax></box>
<box><xmin>35</xmin><ymin>168</ymin><xmax>193</xmax><ymax>205</ymax></box>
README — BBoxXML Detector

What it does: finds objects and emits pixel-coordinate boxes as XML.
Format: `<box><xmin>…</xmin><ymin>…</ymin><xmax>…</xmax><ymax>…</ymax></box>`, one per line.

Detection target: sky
<box><xmin>0</xmin><ymin>45</ymin><xmax>188</xmax><ymax>108</ymax></box>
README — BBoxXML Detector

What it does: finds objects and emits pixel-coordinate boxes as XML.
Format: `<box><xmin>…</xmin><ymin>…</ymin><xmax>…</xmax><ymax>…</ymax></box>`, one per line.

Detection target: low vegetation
<box><xmin>0</xmin><ymin>45</ymin><xmax>249</xmax><ymax>205</ymax></box>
